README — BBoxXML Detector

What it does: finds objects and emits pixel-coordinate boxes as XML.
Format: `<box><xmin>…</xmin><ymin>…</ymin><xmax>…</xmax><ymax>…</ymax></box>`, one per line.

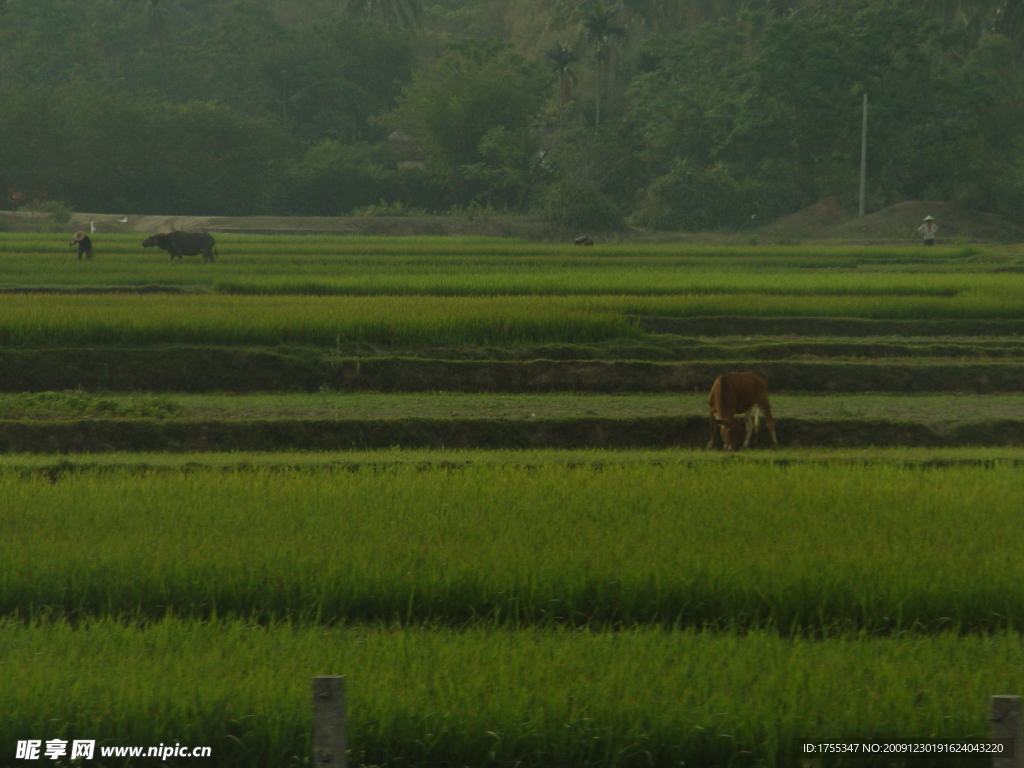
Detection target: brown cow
<box><xmin>707</xmin><ymin>372</ymin><xmax>778</xmax><ymax>451</ymax></box>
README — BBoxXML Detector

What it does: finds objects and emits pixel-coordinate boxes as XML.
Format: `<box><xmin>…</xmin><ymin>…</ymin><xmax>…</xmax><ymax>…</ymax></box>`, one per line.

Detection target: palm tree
<box><xmin>933</xmin><ymin>0</ymin><xmax>1024</xmax><ymax>41</ymax></box>
<box><xmin>582</xmin><ymin>2</ymin><xmax>626</xmax><ymax>126</ymax></box>
<box><xmin>344</xmin><ymin>0</ymin><xmax>422</xmax><ymax>30</ymax></box>
<box><xmin>546</xmin><ymin>43</ymin><xmax>581</xmax><ymax>124</ymax></box>
<box><xmin>120</xmin><ymin>0</ymin><xmax>210</xmax><ymax>32</ymax></box>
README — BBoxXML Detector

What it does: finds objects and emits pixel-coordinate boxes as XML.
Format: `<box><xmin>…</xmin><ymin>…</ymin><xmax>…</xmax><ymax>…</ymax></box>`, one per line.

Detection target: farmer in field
<box><xmin>917</xmin><ymin>215</ymin><xmax>938</xmax><ymax>246</ymax></box>
<box><xmin>69</xmin><ymin>231</ymin><xmax>93</xmax><ymax>260</ymax></box>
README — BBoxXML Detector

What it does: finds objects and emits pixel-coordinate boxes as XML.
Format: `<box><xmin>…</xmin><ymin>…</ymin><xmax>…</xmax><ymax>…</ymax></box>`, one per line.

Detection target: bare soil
<box><xmin>1</xmin><ymin>415</ymin><xmax>1022</xmax><ymax>452</ymax></box>
<box><xmin>3</xmin><ymin>347</ymin><xmax>1024</xmax><ymax>393</ymax></box>
<box><xmin>6</xmin><ymin>199</ymin><xmax>1019</xmax><ymax>242</ymax></box>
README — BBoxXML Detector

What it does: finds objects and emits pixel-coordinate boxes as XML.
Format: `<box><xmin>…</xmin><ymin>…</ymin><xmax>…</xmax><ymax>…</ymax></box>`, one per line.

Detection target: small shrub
<box><xmin>352</xmin><ymin>199</ymin><xmax>426</xmax><ymax>217</ymax></box>
<box><xmin>18</xmin><ymin>200</ymin><xmax>73</xmax><ymax>227</ymax></box>
<box><xmin>542</xmin><ymin>180</ymin><xmax>623</xmax><ymax>231</ymax></box>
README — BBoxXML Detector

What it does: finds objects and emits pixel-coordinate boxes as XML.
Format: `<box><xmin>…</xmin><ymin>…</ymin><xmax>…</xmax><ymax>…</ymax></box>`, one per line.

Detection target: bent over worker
<box><xmin>70</xmin><ymin>231</ymin><xmax>93</xmax><ymax>259</ymax></box>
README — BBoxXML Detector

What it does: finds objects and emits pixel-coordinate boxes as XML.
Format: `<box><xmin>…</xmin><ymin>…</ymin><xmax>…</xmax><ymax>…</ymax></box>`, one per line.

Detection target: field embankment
<box><xmin>4</xmin><ymin>347</ymin><xmax>1024</xmax><ymax>395</ymax></box>
<box><xmin>2</xmin><ymin>236</ymin><xmax>1024</xmax><ymax>450</ymax></box>
<box><xmin>2</xmin><ymin>416</ymin><xmax>1024</xmax><ymax>452</ymax></box>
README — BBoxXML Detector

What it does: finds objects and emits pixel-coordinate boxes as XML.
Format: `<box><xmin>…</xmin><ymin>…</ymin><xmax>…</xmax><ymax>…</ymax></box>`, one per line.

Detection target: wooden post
<box><xmin>313</xmin><ymin>676</ymin><xmax>347</xmax><ymax>767</ymax></box>
<box><xmin>991</xmin><ymin>694</ymin><xmax>1021</xmax><ymax>768</ymax></box>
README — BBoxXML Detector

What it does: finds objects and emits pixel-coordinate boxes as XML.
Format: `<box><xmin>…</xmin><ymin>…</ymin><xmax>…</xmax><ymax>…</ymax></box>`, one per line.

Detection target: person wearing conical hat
<box><xmin>917</xmin><ymin>215</ymin><xmax>937</xmax><ymax>246</ymax></box>
<box><xmin>69</xmin><ymin>230</ymin><xmax>93</xmax><ymax>260</ymax></box>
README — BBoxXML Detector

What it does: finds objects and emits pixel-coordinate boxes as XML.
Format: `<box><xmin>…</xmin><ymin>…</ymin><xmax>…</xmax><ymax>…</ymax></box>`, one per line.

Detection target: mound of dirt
<box><xmin>760</xmin><ymin>198</ymin><xmax>1024</xmax><ymax>243</ymax></box>
<box><xmin>758</xmin><ymin>196</ymin><xmax>860</xmax><ymax>239</ymax></box>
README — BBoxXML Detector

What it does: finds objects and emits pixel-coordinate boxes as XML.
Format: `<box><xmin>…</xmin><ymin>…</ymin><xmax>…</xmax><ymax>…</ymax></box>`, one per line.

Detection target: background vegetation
<box><xmin>2</xmin><ymin>0</ymin><xmax>1023</xmax><ymax>228</ymax></box>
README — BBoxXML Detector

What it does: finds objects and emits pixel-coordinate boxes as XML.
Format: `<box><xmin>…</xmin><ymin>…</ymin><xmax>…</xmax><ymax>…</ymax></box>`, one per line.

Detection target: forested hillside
<box><xmin>1</xmin><ymin>0</ymin><xmax>1022</xmax><ymax>229</ymax></box>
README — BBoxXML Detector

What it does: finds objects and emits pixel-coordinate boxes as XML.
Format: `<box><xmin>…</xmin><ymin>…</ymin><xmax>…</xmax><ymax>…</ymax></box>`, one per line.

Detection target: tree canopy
<box><xmin>2</xmin><ymin>0</ymin><xmax>1024</xmax><ymax>228</ymax></box>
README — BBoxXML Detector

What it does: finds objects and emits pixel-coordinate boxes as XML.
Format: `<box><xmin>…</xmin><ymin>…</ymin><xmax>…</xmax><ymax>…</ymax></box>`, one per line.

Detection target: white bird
<box><xmin>117</xmin><ymin>216</ymin><xmax>129</xmax><ymax>224</ymax></box>
<box><xmin>89</xmin><ymin>220</ymin><xmax>95</xmax><ymax>234</ymax></box>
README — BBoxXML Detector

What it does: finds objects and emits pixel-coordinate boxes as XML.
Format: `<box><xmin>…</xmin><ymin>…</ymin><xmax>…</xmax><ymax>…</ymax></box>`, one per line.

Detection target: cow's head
<box><xmin>141</xmin><ymin>233</ymin><xmax>169</xmax><ymax>248</ymax></box>
<box><xmin>716</xmin><ymin>417</ymin><xmax>745</xmax><ymax>451</ymax></box>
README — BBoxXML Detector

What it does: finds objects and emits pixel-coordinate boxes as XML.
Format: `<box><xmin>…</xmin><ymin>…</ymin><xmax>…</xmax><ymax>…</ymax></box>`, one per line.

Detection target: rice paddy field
<box><xmin>2</xmin><ymin>232</ymin><xmax>1024</xmax><ymax>766</ymax></box>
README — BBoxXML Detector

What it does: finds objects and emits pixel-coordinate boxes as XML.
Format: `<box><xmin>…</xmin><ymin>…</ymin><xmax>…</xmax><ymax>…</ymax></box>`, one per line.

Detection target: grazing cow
<box><xmin>573</xmin><ymin>236</ymin><xmax>595</xmax><ymax>246</ymax></box>
<box><xmin>69</xmin><ymin>231</ymin><xmax>93</xmax><ymax>260</ymax></box>
<box><xmin>707</xmin><ymin>372</ymin><xmax>778</xmax><ymax>451</ymax></box>
<box><xmin>142</xmin><ymin>231</ymin><xmax>217</xmax><ymax>261</ymax></box>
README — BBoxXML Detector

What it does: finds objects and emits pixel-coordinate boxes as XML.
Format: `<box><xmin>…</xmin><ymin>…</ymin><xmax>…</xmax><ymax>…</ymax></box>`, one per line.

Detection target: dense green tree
<box><xmin>0</xmin><ymin>0</ymin><xmax>413</xmax><ymax>212</ymax></box>
<box><xmin>4</xmin><ymin>0</ymin><xmax>1024</xmax><ymax>225</ymax></box>
<box><xmin>0</xmin><ymin>85</ymin><xmax>290</xmax><ymax>214</ymax></box>
<box><xmin>627</xmin><ymin>1</ymin><xmax>1024</xmax><ymax>229</ymax></box>
<box><xmin>383</xmin><ymin>40</ymin><xmax>547</xmax><ymax>168</ymax></box>
<box><xmin>380</xmin><ymin>40</ymin><xmax>548</xmax><ymax>207</ymax></box>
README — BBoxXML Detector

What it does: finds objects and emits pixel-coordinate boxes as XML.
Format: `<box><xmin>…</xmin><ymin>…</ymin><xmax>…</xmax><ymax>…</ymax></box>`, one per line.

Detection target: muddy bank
<box><xmin>639</xmin><ymin>316</ymin><xmax>1024</xmax><ymax>337</ymax></box>
<box><xmin>2</xmin><ymin>416</ymin><xmax>1023</xmax><ymax>452</ymax></box>
<box><xmin>3</xmin><ymin>348</ymin><xmax>1024</xmax><ymax>393</ymax></box>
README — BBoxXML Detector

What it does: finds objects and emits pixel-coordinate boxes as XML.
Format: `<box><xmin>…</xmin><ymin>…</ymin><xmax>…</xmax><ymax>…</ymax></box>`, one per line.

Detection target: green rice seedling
<box><xmin>0</xmin><ymin>232</ymin><xmax>981</xmax><ymax>258</ymax></box>
<box><xmin>1</xmin><ymin>392</ymin><xmax>1020</xmax><ymax>423</ymax></box>
<box><xmin>0</xmin><ymin>233</ymin><xmax>1000</xmax><ymax>296</ymax></box>
<box><xmin>2</xmin><ymin>286</ymin><xmax>1024</xmax><ymax>349</ymax></box>
<box><xmin>2</xmin><ymin>462</ymin><xmax>1024</xmax><ymax>631</ymax></box>
<box><xmin>0</xmin><ymin>619</ymin><xmax>1019</xmax><ymax>767</ymax></box>
<box><xmin>1</xmin><ymin>445</ymin><xmax>1024</xmax><ymax>473</ymax></box>
<box><xmin>0</xmin><ymin>294</ymin><xmax>637</xmax><ymax>346</ymax></box>
<box><xmin>0</xmin><ymin>392</ymin><xmax>180</xmax><ymax>420</ymax></box>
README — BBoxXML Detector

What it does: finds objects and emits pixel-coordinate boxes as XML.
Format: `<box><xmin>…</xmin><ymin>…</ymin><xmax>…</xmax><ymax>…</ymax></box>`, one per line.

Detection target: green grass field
<box><xmin>1</xmin><ymin>235</ymin><xmax>1024</xmax><ymax>347</ymax></box>
<box><xmin>1</xmin><ymin>445</ymin><xmax>1022</xmax><ymax>470</ymax></box>
<box><xmin>0</xmin><ymin>391</ymin><xmax>1021</xmax><ymax>422</ymax></box>
<box><xmin>2</xmin><ymin>291</ymin><xmax>1024</xmax><ymax>347</ymax></box>
<box><xmin>2</xmin><ymin>235</ymin><xmax>1023</xmax><ymax>766</ymax></box>
<box><xmin>2</xmin><ymin>461</ymin><xmax>1022</xmax><ymax>631</ymax></box>
<box><xmin>0</xmin><ymin>619</ymin><xmax>1016</xmax><ymax>768</ymax></box>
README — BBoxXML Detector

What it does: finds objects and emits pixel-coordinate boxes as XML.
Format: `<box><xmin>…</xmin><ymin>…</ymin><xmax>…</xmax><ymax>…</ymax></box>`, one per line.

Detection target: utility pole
<box><xmin>859</xmin><ymin>93</ymin><xmax>867</xmax><ymax>218</ymax></box>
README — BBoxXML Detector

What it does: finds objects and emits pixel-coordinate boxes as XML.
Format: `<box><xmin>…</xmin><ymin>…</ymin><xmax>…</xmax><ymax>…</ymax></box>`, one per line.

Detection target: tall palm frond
<box><xmin>546</xmin><ymin>43</ymin><xmax>581</xmax><ymax>101</ymax></box>
<box><xmin>581</xmin><ymin>1</ymin><xmax>626</xmax><ymax>125</ymax></box>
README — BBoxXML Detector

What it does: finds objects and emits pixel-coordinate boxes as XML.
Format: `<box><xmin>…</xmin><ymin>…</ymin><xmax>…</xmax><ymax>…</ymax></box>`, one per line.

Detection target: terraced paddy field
<box><xmin>2</xmin><ymin>455</ymin><xmax>1024</xmax><ymax>766</ymax></box>
<box><xmin>2</xmin><ymin>234</ymin><xmax>1023</xmax><ymax>766</ymax></box>
<box><xmin>3</xmin><ymin>619</ymin><xmax>1024</xmax><ymax>768</ymax></box>
<box><xmin>4</xmin><ymin>457</ymin><xmax>1024</xmax><ymax>630</ymax></box>
<box><xmin>0</xmin><ymin>392</ymin><xmax>1022</xmax><ymax>452</ymax></box>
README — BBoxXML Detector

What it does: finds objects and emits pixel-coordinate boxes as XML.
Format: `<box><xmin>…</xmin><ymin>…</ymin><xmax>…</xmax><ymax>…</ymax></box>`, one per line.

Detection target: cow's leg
<box><xmin>742</xmin><ymin>408</ymin><xmax>759</xmax><ymax>449</ymax></box>
<box><xmin>707</xmin><ymin>412</ymin><xmax>717</xmax><ymax>450</ymax></box>
<box><xmin>760</xmin><ymin>400</ymin><xmax>779</xmax><ymax>448</ymax></box>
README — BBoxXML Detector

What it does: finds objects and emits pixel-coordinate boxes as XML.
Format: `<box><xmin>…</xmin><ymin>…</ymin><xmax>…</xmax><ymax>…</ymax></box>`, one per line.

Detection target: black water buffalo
<box><xmin>142</xmin><ymin>231</ymin><xmax>218</xmax><ymax>261</ymax></box>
